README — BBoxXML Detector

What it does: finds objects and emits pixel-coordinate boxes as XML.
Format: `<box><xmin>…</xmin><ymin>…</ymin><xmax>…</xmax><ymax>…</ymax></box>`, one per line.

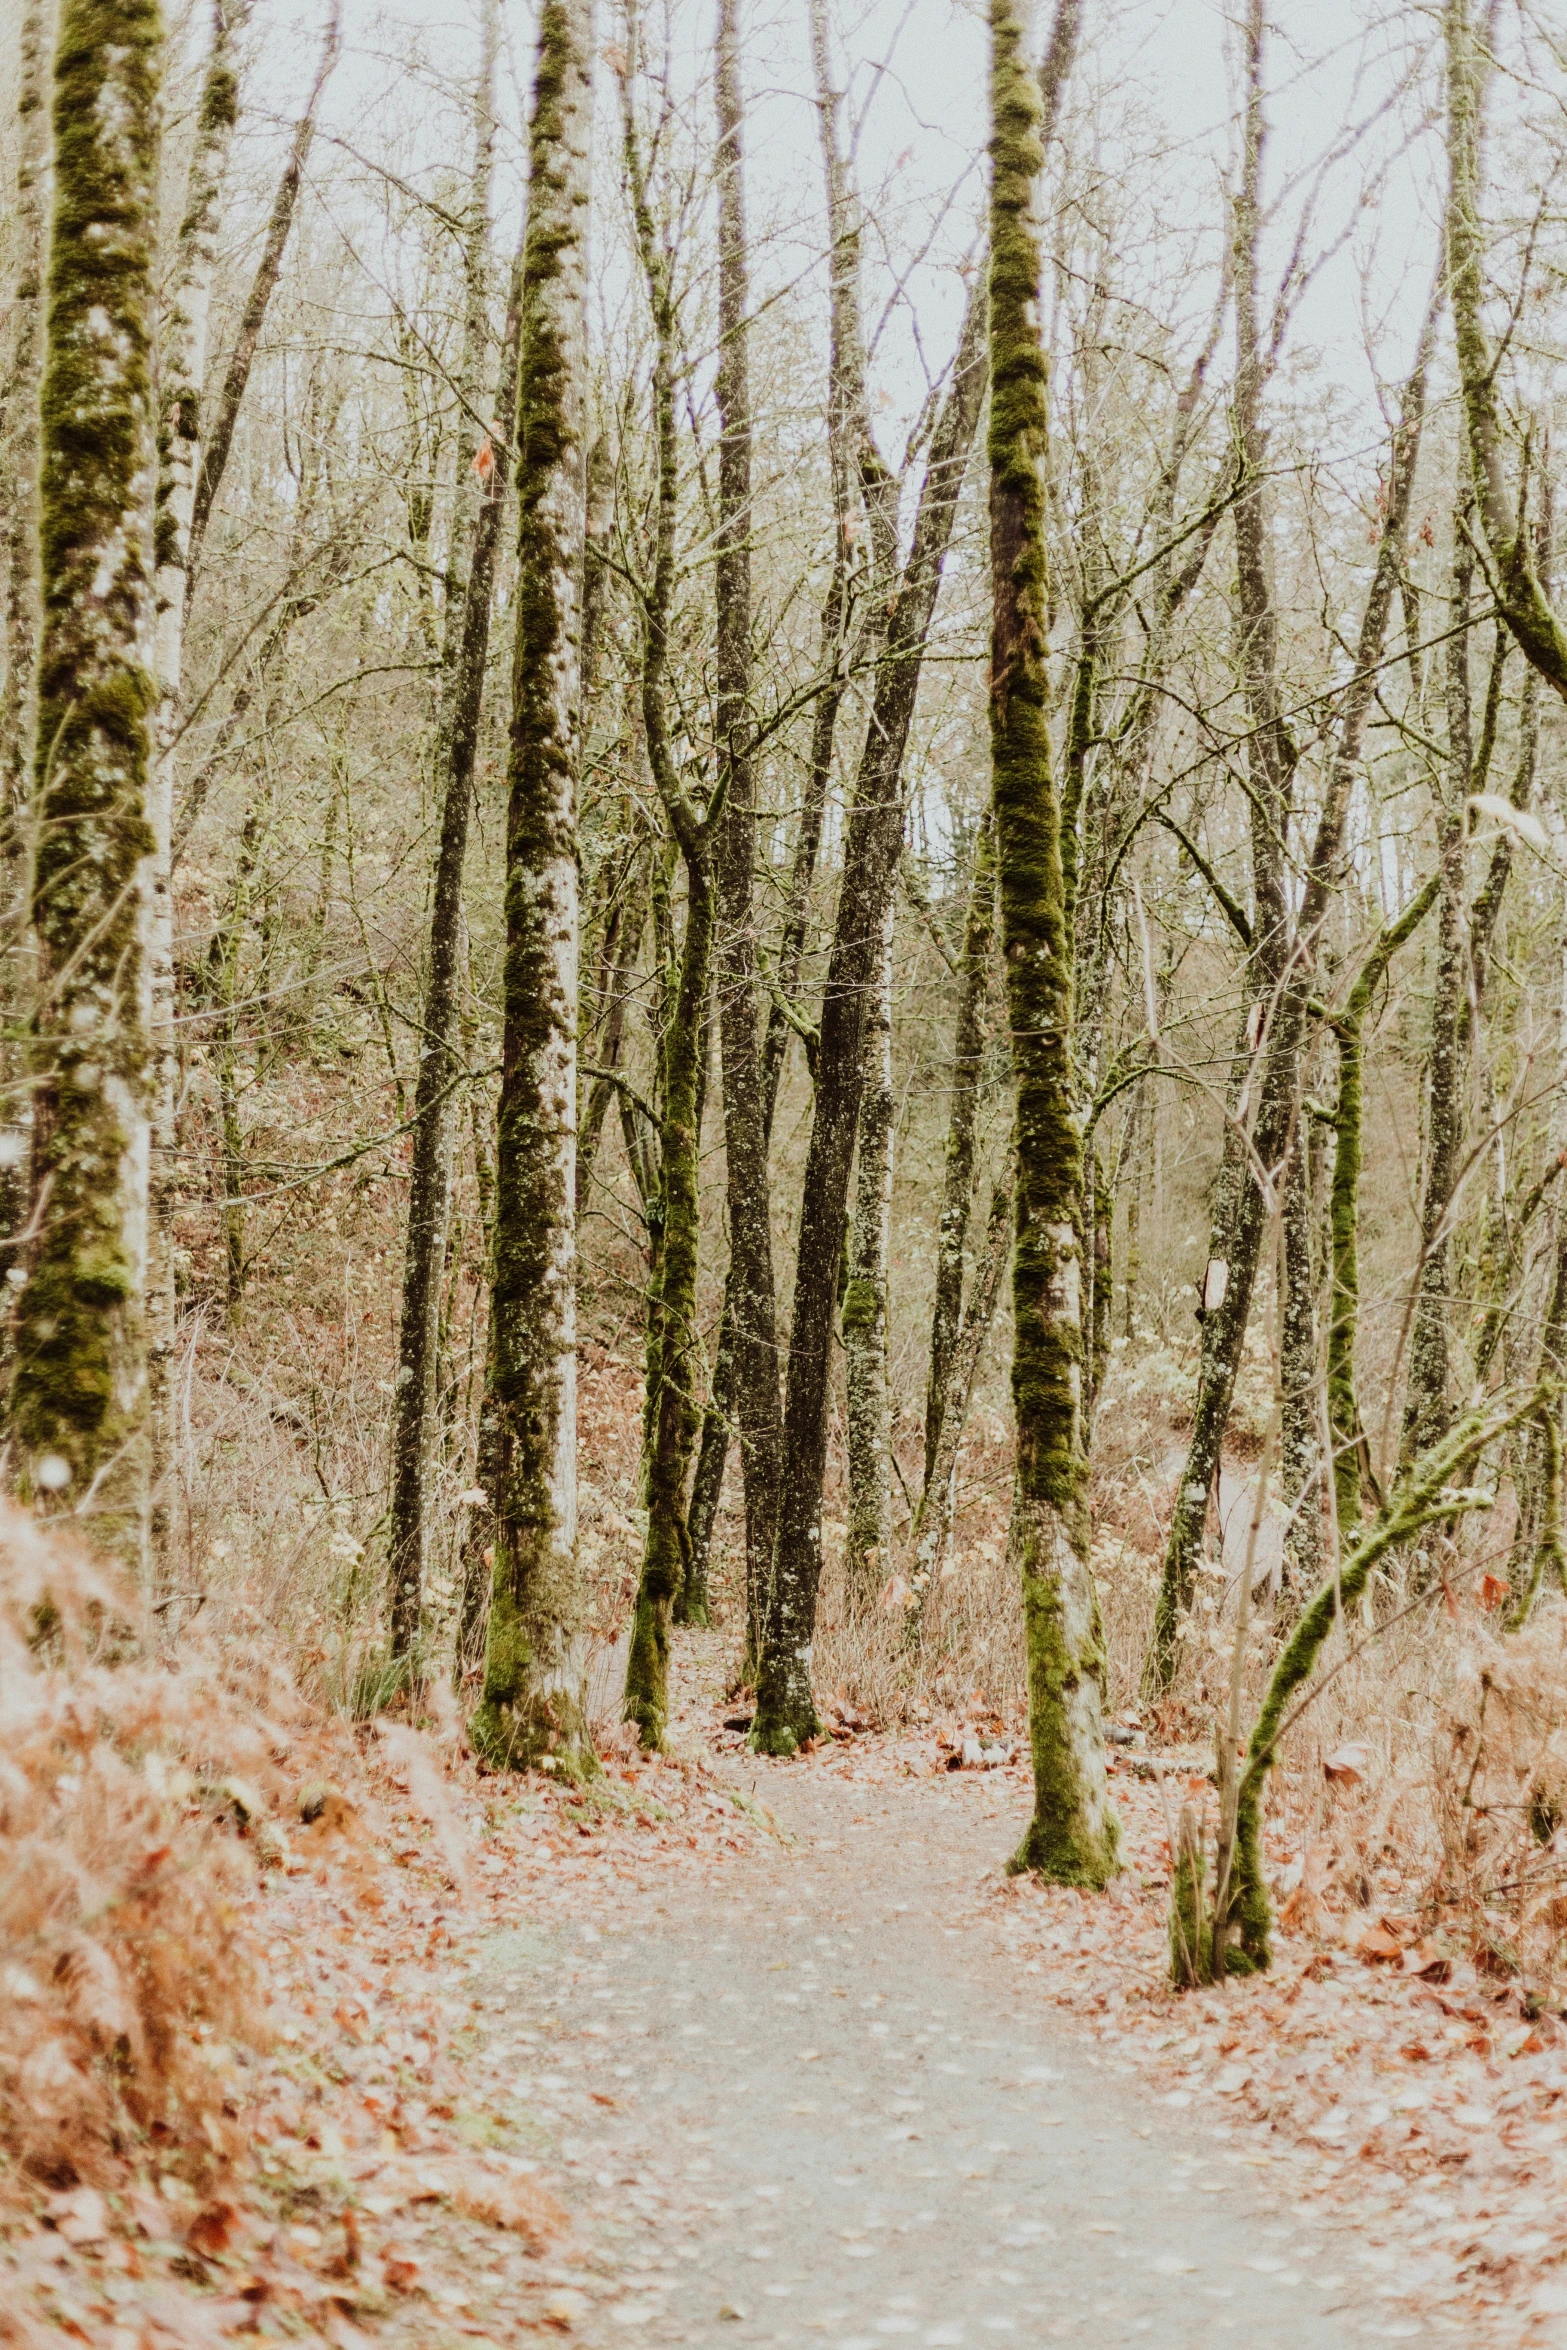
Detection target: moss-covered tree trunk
<box><xmin>0</xmin><ymin>0</ymin><xmax>51</xmax><ymax>1344</ymax></box>
<box><xmin>10</xmin><ymin>0</ymin><xmax>163</xmax><ymax>1550</ymax></box>
<box><xmin>988</xmin><ymin>0</ymin><xmax>1116</xmax><ymax>1884</ymax></box>
<box><xmin>751</xmin><ymin>285</ymin><xmax>986</xmax><ymax>1755</ymax></box>
<box><xmin>0</xmin><ymin>3</ymin><xmax>49</xmax><ymax>830</ymax></box>
<box><xmin>1225</xmin><ymin>1389</ymin><xmax>1535</xmax><ymax>1971</ymax></box>
<box><xmin>387</xmin><ymin>9</ymin><xmax>507</xmax><ymax>1676</ymax></box>
<box><xmin>146</xmin><ymin>0</ymin><xmax>244</xmax><ymax>1571</ymax></box>
<box><xmin>924</xmin><ymin>804</ymin><xmax>997</xmax><ymax>1494</ymax></box>
<box><xmin>843</xmin><ymin>906</ymin><xmax>894</xmax><ymax>1606</ymax></box>
<box><xmin>470</xmin><ymin>0</ymin><xmax>596</xmax><ymax>1776</ymax></box>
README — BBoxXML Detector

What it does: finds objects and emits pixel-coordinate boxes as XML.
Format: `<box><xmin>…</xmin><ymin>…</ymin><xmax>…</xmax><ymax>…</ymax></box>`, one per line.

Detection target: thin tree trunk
<box><xmin>618</xmin><ymin>25</ymin><xmax>725</xmax><ymax>1741</ymax></box>
<box><xmin>705</xmin><ymin>0</ymin><xmax>781</xmax><ymax>1668</ymax></box>
<box><xmin>185</xmin><ymin>4</ymin><xmax>341</xmax><ymax>590</ymax></box>
<box><xmin>843</xmin><ymin>904</ymin><xmax>894</xmax><ymax>1606</ymax></box>
<box><xmin>470</xmin><ymin>0</ymin><xmax>597</xmax><ymax>1777</ymax></box>
<box><xmin>750</xmin><ymin>286</ymin><xmax>987</xmax><ymax>1754</ymax></box>
<box><xmin>147</xmin><ymin>0</ymin><xmax>246</xmax><ymax>1577</ymax></box>
<box><xmin>988</xmin><ymin>0</ymin><xmax>1116</xmax><ymax>1885</ymax></box>
<box><xmin>385</xmin><ymin>8</ymin><xmax>502</xmax><ymax>1669</ymax></box>
<box><xmin>0</xmin><ymin>0</ymin><xmax>49</xmax><ymax>924</ymax></box>
<box><xmin>906</xmin><ymin>1173</ymin><xmax>1012</xmax><ymax>1633</ymax></box>
<box><xmin>577</xmin><ymin>861</ymin><xmax>649</xmax><ymax>1214</ymax></box>
<box><xmin>0</xmin><ymin>0</ymin><xmax>50</xmax><ymax>1354</ymax></box>
<box><xmin>687</xmin><ymin>0</ymin><xmax>879</xmax><ymax>1639</ymax></box>
<box><xmin>10</xmin><ymin>0</ymin><xmax>163</xmax><ymax>1557</ymax></box>
<box><xmin>1278</xmin><ymin>1129</ymin><xmax>1320</xmax><ymax>1595</ymax></box>
<box><xmin>1400</xmin><ymin>512</ymin><xmax>1474</xmax><ymax>1469</ymax></box>
<box><xmin>1326</xmin><ymin>870</ymin><xmax>1440</xmax><ymax>1531</ymax></box>
<box><xmin>924</xmin><ymin>804</ymin><xmax>997</xmax><ymax>1492</ymax></box>
<box><xmin>387</xmin><ymin>82</ymin><xmax>517</xmax><ymax>1677</ymax></box>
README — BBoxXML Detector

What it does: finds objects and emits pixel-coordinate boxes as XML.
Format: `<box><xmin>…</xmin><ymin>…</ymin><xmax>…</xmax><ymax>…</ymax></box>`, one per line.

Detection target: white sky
<box><xmin>229</xmin><ymin>0</ymin><xmax>1450</xmax><ymax>456</ymax></box>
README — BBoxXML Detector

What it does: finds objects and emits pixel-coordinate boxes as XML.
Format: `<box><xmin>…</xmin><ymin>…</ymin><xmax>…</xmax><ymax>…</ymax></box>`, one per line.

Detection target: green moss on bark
<box><xmin>473</xmin><ymin>0</ymin><xmax>597</xmax><ymax>1776</ymax></box>
<box><xmin>11</xmin><ymin>0</ymin><xmax>164</xmax><ymax>1547</ymax></box>
<box><xmin>989</xmin><ymin>0</ymin><xmax>1115</xmax><ymax>1888</ymax></box>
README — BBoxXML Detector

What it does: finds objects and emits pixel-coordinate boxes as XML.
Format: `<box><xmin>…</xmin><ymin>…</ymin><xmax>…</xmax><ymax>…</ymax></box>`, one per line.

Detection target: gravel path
<box><xmin>477</xmin><ymin>1765</ymin><xmax>1386</xmax><ymax>2348</ymax></box>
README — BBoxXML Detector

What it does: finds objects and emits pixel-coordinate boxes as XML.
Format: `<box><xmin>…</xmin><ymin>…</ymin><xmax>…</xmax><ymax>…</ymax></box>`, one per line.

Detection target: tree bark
<box><xmin>386</xmin><ymin>7</ymin><xmax>505</xmax><ymax>1676</ymax></box>
<box><xmin>617</xmin><ymin>26</ymin><xmax>725</xmax><ymax>1740</ymax></box>
<box><xmin>906</xmin><ymin>1173</ymin><xmax>1012</xmax><ymax>1633</ymax></box>
<box><xmin>1278</xmin><ymin>1128</ymin><xmax>1321</xmax><ymax>1596</ymax></box>
<box><xmin>750</xmin><ymin>284</ymin><xmax>987</xmax><ymax>1754</ymax></box>
<box><xmin>705</xmin><ymin>0</ymin><xmax>782</xmax><ymax>1667</ymax></box>
<box><xmin>10</xmin><ymin>0</ymin><xmax>163</xmax><ymax>1557</ymax></box>
<box><xmin>924</xmin><ymin>804</ymin><xmax>997</xmax><ymax>1494</ymax></box>
<box><xmin>0</xmin><ymin>0</ymin><xmax>51</xmax><ymax>1363</ymax></box>
<box><xmin>1400</xmin><ymin>512</ymin><xmax>1474</xmax><ymax>1469</ymax></box>
<box><xmin>470</xmin><ymin>0</ymin><xmax>597</xmax><ymax>1777</ymax></box>
<box><xmin>147</xmin><ymin>0</ymin><xmax>246</xmax><ymax>1575</ymax></box>
<box><xmin>843</xmin><ymin>904</ymin><xmax>894</xmax><ymax>1606</ymax></box>
<box><xmin>989</xmin><ymin>0</ymin><xmax>1116</xmax><ymax>1885</ymax></box>
<box><xmin>1326</xmin><ymin>871</ymin><xmax>1440</xmax><ymax>1532</ymax></box>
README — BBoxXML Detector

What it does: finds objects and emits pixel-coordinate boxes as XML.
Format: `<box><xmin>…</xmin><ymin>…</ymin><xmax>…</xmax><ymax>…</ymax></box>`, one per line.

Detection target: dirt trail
<box><xmin>482</xmin><ymin>1763</ymin><xmax>1401</xmax><ymax>2348</ymax></box>
<box><xmin>12</xmin><ymin>1643</ymin><xmax>1558</xmax><ymax>2347</ymax></box>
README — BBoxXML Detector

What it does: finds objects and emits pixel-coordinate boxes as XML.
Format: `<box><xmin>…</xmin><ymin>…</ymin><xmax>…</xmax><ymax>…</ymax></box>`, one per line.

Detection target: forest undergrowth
<box><xmin>12</xmin><ymin>1379</ymin><xmax>1567</xmax><ymax>2344</ymax></box>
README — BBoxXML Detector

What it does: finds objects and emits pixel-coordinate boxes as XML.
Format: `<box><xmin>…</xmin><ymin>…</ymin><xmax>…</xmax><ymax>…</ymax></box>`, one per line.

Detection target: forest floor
<box><xmin>7</xmin><ymin>1637</ymin><xmax>1567</xmax><ymax>2349</ymax></box>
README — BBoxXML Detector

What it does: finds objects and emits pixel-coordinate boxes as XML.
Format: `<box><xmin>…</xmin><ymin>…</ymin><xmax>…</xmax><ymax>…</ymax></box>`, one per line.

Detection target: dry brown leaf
<box><xmin>447</xmin><ymin>2169</ymin><xmax>569</xmax><ymax>2252</ymax></box>
<box><xmin>185</xmin><ymin>2199</ymin><xmax>242</xmax><ymax>2258</ymax></box>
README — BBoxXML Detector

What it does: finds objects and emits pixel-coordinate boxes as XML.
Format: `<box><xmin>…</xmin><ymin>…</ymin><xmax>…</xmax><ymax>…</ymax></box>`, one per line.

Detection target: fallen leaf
<box><xmin>383</xmin><ymin>2250</ymin><xmax>422</xmax><ymax>2294</ymax></box>
<box><xmin>1358</xmin><ymin>1924</ymin><xmax>1404</xmax><ymax>1964</ymax></box>
<box><xmin>1401</xmin><ymin>1939</ymin><xmax>1451</xmax><ymax>1981</ymax></box>
<box><xmin>1324</xmin><ymin>1743</ymin><xmax>1371</xmax><ymax>1785</ymax></box>
<box><xmin>447</xmin><ymin>2168</ymin><xmax>569</xmax><ymax>2252</ymax></box>
<box><xmin>186</xmin><ymin>2200</ymin><xmax>242</xmax><ymax>2258</ymax></box>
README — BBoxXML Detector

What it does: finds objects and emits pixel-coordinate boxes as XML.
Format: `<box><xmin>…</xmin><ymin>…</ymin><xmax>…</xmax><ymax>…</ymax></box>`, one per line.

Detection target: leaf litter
<box><xmin>7</xmin><ymin>1573</ymin><xmax>1567</xmax><ymax>2345</ymax></box>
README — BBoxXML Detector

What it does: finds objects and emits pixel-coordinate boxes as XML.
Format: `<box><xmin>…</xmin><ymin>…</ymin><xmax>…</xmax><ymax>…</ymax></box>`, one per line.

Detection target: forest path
<box><xmin>495</xmin><ymin>1757</ymin><xmax>1381</xmax><ymax>2349</ymax></box>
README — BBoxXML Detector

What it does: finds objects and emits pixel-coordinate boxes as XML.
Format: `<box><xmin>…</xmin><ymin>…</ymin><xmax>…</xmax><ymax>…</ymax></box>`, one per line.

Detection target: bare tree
<box><xmin>470</xmin><ymin>0</ymin><xmax>598</xmax><ymax>1774</ymax></box>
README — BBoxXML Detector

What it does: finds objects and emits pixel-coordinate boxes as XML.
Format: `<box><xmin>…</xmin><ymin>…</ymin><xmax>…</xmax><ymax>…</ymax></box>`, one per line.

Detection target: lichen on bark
<box><xmin>843</xmin><ymin>906</ymin><xmax>894</xmax><ymax>1608</ymax></box>
<box><xmin>471</xmin><ymin>0</ymin><xmax>597</xmax><ymax>1778</ymax></box>
<box><xmin>988</xmin><ymin>0</ymin><xmax>1116</xmax><ymax>1888</ymax></box>
<box><xmin>10</xmin><ymin>0</ymin><xmax>164</xmax><ymax>1556</ymax></box>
